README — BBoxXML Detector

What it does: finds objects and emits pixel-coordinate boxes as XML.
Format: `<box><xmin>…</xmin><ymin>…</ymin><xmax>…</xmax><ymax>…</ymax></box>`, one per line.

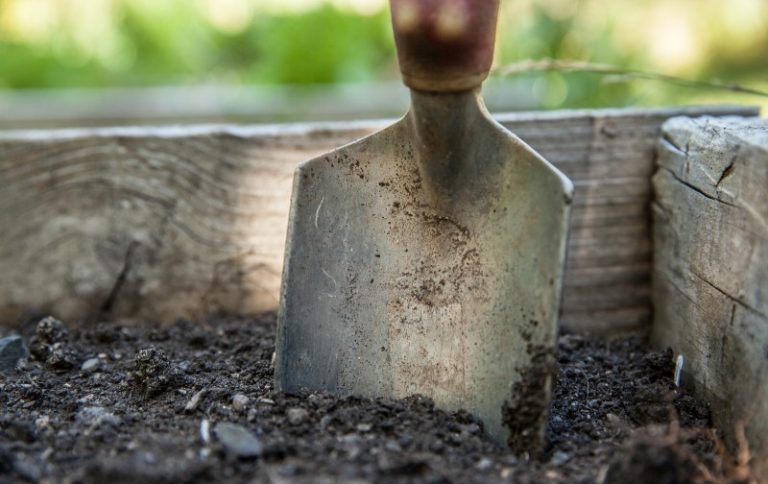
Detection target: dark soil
<box><xmin>0</xmin><ymin>313</ymin><xmax>754</xmax><ymax>483</ymax></box>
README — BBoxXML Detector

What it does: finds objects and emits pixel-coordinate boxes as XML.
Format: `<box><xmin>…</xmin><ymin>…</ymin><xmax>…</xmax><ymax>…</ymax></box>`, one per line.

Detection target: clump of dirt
<box><xmin>130</xmin><ymin>346</ymin><xmax>189</xmax><ymax>399</ymax></box>
<box><xmin>502</xmin><ymin>344</ymin><xmax>554</xmax><ymax>456</ymax></box>
<box><xmin>28</xmin><ymin>316</ymin><xmax>81</xmax><ymax>371</ymax></box>
<box><xmin>605</xmin><ymin>426</ymin><xmax>708</xmax><ymax>483</ymax></box>
<box><xmin>0</xmin><ymin>314</ymin><xmax>758</xmax><ymax>483</ymax></box>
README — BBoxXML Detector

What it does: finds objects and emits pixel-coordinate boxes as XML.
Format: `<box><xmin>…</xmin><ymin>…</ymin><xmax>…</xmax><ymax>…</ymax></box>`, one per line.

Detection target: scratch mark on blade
<box><xmin>315</xmin><ymin>197</ymin><xmax>325</xmax><ymax>229</ymax></box>
<box><xmin>321</xmin><ymin>268</ymin><xmax>338</xmax><ymax>291</ymax></box>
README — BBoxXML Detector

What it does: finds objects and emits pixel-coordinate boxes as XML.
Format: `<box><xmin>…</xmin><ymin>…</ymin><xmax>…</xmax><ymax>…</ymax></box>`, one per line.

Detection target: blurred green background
<box><xmin>1</xmin><ymin>0</ymin><xmax>766</xmax><ymax>125</ymax></box>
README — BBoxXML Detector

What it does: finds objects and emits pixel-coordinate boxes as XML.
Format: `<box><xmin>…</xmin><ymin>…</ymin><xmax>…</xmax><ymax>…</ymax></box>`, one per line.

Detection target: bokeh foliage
<box><xmin>0</xmin><ymin>0</ymin><xmax>393</xmax><ymax>87</ymax></box>
<box><xmin>1</xmin><ymin>0</ymin><xmax>766</xmax><ymax>109</ymax></box>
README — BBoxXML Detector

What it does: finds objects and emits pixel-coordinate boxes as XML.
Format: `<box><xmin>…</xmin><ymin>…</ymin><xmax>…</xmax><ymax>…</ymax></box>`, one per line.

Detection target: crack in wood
<box><xmin>716</xmin><ymin>150</ymin><xmax>739</xmax><ymax>189</ymax></box>
<box><xmin>689</xmin><ymin>269</ymin><xmax>768</xmax><ymax>319</ymax></box>
<box><xmin>660</xmin><ymin>133</ymin><xmax>689</xmax><ymax>157</ymax></box>
<box><xmin>661</xmin><ymin>167</ymin><xmax>739</xmax><ymax>209</ymax></box>
<box><xmin>99</xmin><ymin>241</ymin><xmax>139</xmax><ymax>317</ymax></box>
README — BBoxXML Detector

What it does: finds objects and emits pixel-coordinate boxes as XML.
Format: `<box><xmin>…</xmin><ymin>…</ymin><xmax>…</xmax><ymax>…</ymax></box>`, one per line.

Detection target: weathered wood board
<box><xmin>0</xmin><ymin>106</ymin><xmax>757</xmax><ymax>333</ymax></box>
<box><xmin>652</xmin><ymin>116</ymin><xmax>768</xmax><ymax>474</ymax></box>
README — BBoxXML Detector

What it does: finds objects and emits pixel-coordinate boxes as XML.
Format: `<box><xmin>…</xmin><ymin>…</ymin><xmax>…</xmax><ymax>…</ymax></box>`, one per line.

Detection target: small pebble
<box><xmin>319</xmin><ymin>415</ymin><xmax>333</xmax><ymax>430</ymax></box>
<box><xmin>35</xmin><ymin>416</ymin><xmax>51</xmax><ymax>431</ymax></box>
<box><xmin>76</xmin><ymin>406</ymin><xmax>120</xmax><ymax>428</ymax></box>
<box><xmin>339</xmin><ymin>434</ymin><xmax>362</xmax><ymax>459</ymax></box>
<box><xmin>384</xmin><ymin>440</ymin><xmax>402</xmax><ymax>452</ymax></box>
<box><xmin>287</xmin><ymin>408</ymin><xmax>309</xmax><ymax>425</ymax></box>
<box><xmin>356</xmin><ymin>423</ymin><xmax>372</xmax><ymax>432</ymax></box>
<box><xmin>232</xmin><ymin>394</ymin><xmax>249</xmax><ymax>412</ymax></box>
<box><xmin>429</xmin><ymin>440</ymin><xmax>444</xmax><ymax>453</ymax></box>
<box><xmin>0</xmin><ymin>335</ymin><xmax>28</xmax><ymax>372</ymax></box>
<box><xmin>605</xmin><ymin>412</ymin><xmax>624</xmax><ymax>435</ymax></box>
<box><xmin>213</xmin><ymin>422</ymin><xmax>263</xmax><ymax>458</ymax></box>
<box><xmin>81</xmin><ymin>358</ymin><xmax>101</xmax><ymax>373</ymax></box>
<box><xmin>398</xmin><ymin>434</ymin><xmax>414</xmax><ymax>447</ymax></box>
<box><xmin>545</xmin><ymin>470</ymin><xmax>562</xmax><ymax>480</ymax></box>
<box><xmin>185</xmin><ymin>389</ymin><xmax>206</xmax><ymax>412</ymax></box>
<box><xmin>278</xmin><ymin>463</ymin><xmax>301</xmax><ymax>477</ymax></box>
<box><xmin>551</xmin><ymin>450</ymin><xmax>571</xmax><ymax>466</ymax></box>
<box><xmin>247</xmin><ymin>408</ymin><xmax>258</xmax><ymax>422</ymax></box>
<box><xmin>200</xmin><ymin>419</ymin><xmax>211</xmax><ymax>444</ymax></box>
<box><xmin>476</xmin><ymin>457</ymin><xmax>494</xmax><ymax>471</ymax></box>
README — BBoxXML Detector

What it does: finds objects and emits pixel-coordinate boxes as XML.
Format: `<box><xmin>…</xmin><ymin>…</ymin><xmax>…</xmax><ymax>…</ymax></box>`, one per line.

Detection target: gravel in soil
<box><xmin>0</xmin><ymin>313</ymin><xmax>757</xmax><ymax>483</ymax></box>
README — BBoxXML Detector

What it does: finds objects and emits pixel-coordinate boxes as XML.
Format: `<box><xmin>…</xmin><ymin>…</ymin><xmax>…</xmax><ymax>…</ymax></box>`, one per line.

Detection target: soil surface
<box><xmin>0</xmin><ymin>313</ymin><xmax>755</xmax><ymax>483</ymax></box>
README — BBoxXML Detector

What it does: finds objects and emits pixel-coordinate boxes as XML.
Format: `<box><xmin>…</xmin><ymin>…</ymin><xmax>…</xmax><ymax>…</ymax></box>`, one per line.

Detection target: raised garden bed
<box><xmin>1</xmin><ymin>106</ymin><xmax>765</xmax><ymax>481</ymax></box>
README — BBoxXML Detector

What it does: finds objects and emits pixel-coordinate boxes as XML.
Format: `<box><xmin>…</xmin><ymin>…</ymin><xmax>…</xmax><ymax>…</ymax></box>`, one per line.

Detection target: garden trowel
<box><xmin>276</xmin><ymin>0</ymin><xmax>572</xmax><ymax>451</ymax></box>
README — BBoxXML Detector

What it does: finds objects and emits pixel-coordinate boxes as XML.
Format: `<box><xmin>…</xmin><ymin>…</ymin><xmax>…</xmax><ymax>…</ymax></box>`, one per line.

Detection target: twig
<box><xmin>492</xmin><ymin>59</ymin><xmax>768</xmax><ymax>98</ymax></box>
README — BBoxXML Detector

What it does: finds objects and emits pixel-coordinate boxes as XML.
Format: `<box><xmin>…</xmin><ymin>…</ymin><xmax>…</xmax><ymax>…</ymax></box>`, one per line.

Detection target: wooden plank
<box><xmin>651</xmin><ymin>116</ymin><xmax>768</xmax><ymax>475</ymax></box>
<box><xmin>0</xmin><ymin>106</ymin><xmax>758</xmax><ymax>334</ymax></box>
<box><xmin>566</xmin><ymin>263</ymin><xmax>650</xmax><ymax>288</ymax></box>
<box><xmin>0</xmin><ymin>80</ymin><xmax>538</xmax><ymax>129</ymax></box>
<box><xmin>563</xmin><ymin>283</ymin><xmax>650</xmax><ymax>310</ymax></box>
<box><xmin>561</xmin><ymin>306</ymin><xmax>651</xmax><ymax>335</ymax></box>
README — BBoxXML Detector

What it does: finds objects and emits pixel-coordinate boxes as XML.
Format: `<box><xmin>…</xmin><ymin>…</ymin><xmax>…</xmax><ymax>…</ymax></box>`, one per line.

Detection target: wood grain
<box><xmin>0</xmin><ymin>106</ymin><xmax>757</xmax><ymax>333</ymax></box>
<box><xmin>651</xmin><ymin>116</ymin><xmax>768</xmax><ymax>475</ymax></box>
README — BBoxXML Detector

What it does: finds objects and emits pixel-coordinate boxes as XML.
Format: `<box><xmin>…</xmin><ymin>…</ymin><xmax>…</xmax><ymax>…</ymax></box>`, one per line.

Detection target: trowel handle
<box><xmin>390</xmin><ymin>0</ymin><xmax>499</xmax><ymax>92</ymax></box>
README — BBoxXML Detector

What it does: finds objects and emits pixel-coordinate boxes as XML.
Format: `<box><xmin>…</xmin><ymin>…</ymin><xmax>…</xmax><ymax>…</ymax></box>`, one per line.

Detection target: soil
<box><xmin>0</xmin><ymin>313</ymin><xmax>756</xmax><ymax>483</ymax></box>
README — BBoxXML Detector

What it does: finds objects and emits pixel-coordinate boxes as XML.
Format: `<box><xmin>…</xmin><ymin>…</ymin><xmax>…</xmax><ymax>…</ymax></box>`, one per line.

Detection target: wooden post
<box><xmin>652</xmin><ymin>116</ymin><xmax>768</xmax><ymax>475</ymax></box>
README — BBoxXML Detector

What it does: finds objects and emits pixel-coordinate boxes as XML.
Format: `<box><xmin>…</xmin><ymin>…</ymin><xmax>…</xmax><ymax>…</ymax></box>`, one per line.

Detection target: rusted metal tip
<box><xmin>390</xmin><ymin>0</ymin><xmax>500</xmax><ymax>92</ymax></box>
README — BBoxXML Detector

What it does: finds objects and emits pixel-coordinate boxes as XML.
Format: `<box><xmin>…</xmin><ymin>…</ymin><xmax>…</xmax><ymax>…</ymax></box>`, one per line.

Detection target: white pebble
<box><xmin>185</xmin><ymin>389</ymin><xmax>206</xmax><ymax>412</ymax></box>
<box><xmin>200</xmin><ymin>419</ymin><xmax>211</xmax><ymax>444</ymax></box>
<box><xmin>81</xmin><ymin>358</ymin><xmax>101</xmax><ymax>373</ymax></box>
<box><xmin>287</xmin><ymin>408</ymin><xmax>309</xmax><ymax>425</ymax></box>
<box><xmin>674</xmin><ymin>354</ymin><xmax>684</xmax><ymax>387</ymax></box>
<box><xmin>232</xmin><ymin>394</ymin><xmax>249</xmax><ymax>412</ymax></box>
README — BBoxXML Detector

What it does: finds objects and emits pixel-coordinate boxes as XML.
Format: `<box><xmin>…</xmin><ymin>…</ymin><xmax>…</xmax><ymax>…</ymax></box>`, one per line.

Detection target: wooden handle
<box><xmin>390</xmin><ymin>0</ymin><xmax>499</xmax><ymax>92</ymax></box>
